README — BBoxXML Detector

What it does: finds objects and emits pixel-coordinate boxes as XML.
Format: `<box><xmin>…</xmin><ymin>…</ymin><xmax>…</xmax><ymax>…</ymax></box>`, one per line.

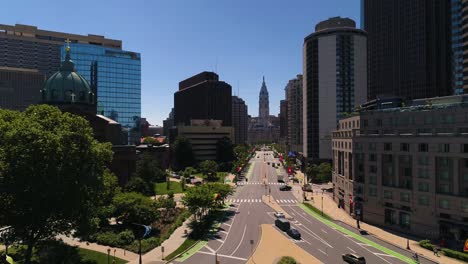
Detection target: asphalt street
<box><xmin>177</xmin><ymin>150</ymin><xmax>435</xmax><ymax>264</ymax></box>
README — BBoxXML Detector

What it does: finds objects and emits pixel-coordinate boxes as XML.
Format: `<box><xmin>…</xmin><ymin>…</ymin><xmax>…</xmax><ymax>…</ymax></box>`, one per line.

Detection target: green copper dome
<box><xmin>41</xmin><ymin>44</ymin><xmax>94</xmax><ymax>105</ymax></box>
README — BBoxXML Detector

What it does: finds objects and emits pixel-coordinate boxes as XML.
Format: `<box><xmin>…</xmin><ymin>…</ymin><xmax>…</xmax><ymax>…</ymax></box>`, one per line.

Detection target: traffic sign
<box><xmin>464</xmin><ymin>239</ymin><xmax>468</xmax><ymax>252</ymax></box>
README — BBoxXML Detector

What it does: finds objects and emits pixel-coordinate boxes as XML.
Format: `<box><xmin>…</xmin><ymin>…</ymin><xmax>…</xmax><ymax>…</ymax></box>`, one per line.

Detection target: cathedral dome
<box><xmin>41</xmin><ymin>43</ymin><xmax>94</xmax><ymax>105</ymax></box>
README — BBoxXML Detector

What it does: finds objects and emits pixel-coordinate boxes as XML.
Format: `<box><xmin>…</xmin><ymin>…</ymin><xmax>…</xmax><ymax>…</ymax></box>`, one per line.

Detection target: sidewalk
<box><xmin>127</xmin><ymin>217</ymin><xmax>192</xmax><ymax>264</ymax></box>
<box><xmin>306</xmin><ymin>192</ymin><xmax>464</xmax><ymax>264</ymax></box>
<box><xmin>58</xmin><ymin>235</ymin><xmax>138</xmax><ymax>262</ymax></box>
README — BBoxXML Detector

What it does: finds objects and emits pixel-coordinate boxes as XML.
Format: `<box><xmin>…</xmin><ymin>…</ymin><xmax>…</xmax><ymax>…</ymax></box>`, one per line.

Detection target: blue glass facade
<box><xmin>451</xmin><ymin>0</ymin><xmax>463</xmax><ymax>94</ymax></box>
<box><xmin>61</xmin><ymin>44</ymin><xmax>141</xmax><ymax>143</ymax></box>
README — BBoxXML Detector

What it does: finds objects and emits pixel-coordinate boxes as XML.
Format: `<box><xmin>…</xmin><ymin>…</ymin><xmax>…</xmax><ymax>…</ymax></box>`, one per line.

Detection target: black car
<box><xmin>279</xmin><ymin>185</ymin><xmax>292</xmax><ymax>191</ymax></box>
<box><xmin>287</xmin><ymin>228</ymin><xmax>301</xmax><ymax>239</ymax></box>
<box><xmin>342</xmin><ymin>253</ymin><xmax>366</xmax><ymax>264</ymax></box>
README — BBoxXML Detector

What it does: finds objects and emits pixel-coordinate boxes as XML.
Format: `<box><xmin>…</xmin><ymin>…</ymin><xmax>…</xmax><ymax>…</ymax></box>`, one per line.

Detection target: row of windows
<box><xmin>351</xmin><ymin>142</ymin><xmax>468</xmax><ymax>153</ymax></box>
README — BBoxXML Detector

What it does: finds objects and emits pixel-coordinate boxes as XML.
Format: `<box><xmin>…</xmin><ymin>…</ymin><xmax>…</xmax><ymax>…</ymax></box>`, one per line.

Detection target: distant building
<box><xmin>286</xmin><ymin>74</ymin><xmax>303</xmax><ymax>153</ymax></box>
<box><xmin>259</xmin><ymin>76</ymin><xmax>269</xmax><ymax>126</ymax></box>
<box><xmin>0</xmin><ymin>67</ymin><xmax>45</xmax><ymax>110</ymax></box>
<box><xmin>451</xmin><ymin>0</ymin><xmax>463</xmax><ymax>95</ymax></box>
<box><xmin>163</xmin><ymin>108</ymin><xmax>174</xmax><ymax>137</ymax></box>
<box><xmin>332</xmin><ymin>94</ymin><xmax>468</xmax><ymax>240</ymax></box>
<box><xmin>172</xmin><ymin>119</ymin><xmax>234</xmax><ymax>161</ymax></box>
<box><xmin>0</xmin><ymin>23</ymin><xmax>141</xmax><ymax>144</ymax></box>
<box><xmin>362</xmin><ymin>0</ymin><xmax>452</xmax><ymax>99</ymax></box>
<box><xmin>279</xmin><ymin>100</ymin><xmax>288</xmax><ymax>140</ymax></box>
<box><xmin>462</xmin><ymin>0</ymin><xmax>468</xmax><ymax>93</ymax></box>
<box><xmin>232</xmin><ymin>96</ymin><xmax>248</xmax><ymax>145</ymax></box>
<box><xmin>174</xmin><ymin>72</ymin><xmax>232</xmax><ymax>127</ymax></box>
<box><xmin>303</xmin><ymin>17</ymin><xmax>367</xmax><ymax>161</ymax></box>
<box><xmin>41</xmin><ymin>44</ymin><xmax>135</xmax><ymax>185</ymax></box>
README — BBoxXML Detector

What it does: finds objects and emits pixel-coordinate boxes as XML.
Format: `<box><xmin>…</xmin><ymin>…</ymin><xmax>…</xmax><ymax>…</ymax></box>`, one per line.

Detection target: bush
<box><xmin>419</xmin><ymin>240</ymin><xmax>468</xmax><ymax>262</ymax></box>
<box><xmin>118</xmin><ymin>229</ymin><xmax>135</xmax><ymax>246</ymax></box>
<box><xmin>277</xmin><ymin>256</ymin><xmax>297</xmax><ymax>264</ymax></box>
<box><xmin>96</xmin><ymin>231</ymin><xmax>121</xmax><ymax>247</ymax></box>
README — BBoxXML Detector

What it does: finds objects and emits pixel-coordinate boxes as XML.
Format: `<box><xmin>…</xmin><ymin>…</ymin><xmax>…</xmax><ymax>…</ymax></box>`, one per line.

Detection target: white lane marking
<box><xmin>196</xmin><ymin>251</ymin><xmax>248</xmax><ymax>261</ymax></box>
<box><xmin>230</xmin><ymin>225</ymin><xmax>247</xmax><ymax>256</ymax></box>
<box><xmin>248</xmin><ymin>199</ymin><xmax>251</xmax><ymax>203</ymax></box>
<box><xmin>347</xmin><ymin>247</ymin><xmax>356</xmax><ymax>253</ymax></box>
<box><xmin>291</xmin><ymin>212</ymin><xmax>296</xmax><ymax>216</ymax></box>
<box><xmin>223</xmin><ymin>223</ymin><xmax>231</xmax><ymax>227</ymax></box>
<box><xmin>276</xmin><ymin>200</ymin><xmax>280</xmax><ymax>203</ymax></box>
<box><xmin>216</xmin><ymin>239</ymin><xmax>224</xmax><ymax>243</ymax></box>
<box><xmin>318</xmin><ymin>249</ymin><xmax>328</xmax><ymax>255</ymax></box>
<box><xmin>205</xmin><ymin>245</ymin><xmax>216</xmax><ymax>253</ymax></box>
<box><xmin>219</xmin><ymin>230</ymin><xmax>228</xmax><ymax>235</ymax></box>
<box><xmin>321</xmin><ymin>229</ymin><xmax>328</xmax><ymax>234</ymax></box>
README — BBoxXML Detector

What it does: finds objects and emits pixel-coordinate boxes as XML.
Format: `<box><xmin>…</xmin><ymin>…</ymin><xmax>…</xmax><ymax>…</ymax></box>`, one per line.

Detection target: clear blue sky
<box><xmin>4</xmin><ymin>0</ymin><xmax>360</xmax><ymax>125</ymax></box>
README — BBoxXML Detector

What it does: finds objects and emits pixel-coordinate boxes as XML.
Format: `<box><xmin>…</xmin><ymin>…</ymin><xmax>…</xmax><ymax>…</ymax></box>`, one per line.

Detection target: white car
<box><xmin>274</xmin><ymin>212</ymin><xmax>285</xmax><ymax>218</ymax></box>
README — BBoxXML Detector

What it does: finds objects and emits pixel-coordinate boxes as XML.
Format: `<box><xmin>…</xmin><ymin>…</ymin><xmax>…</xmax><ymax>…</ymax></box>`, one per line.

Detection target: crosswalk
<box><xmin>237</xmin><ymin>182</ymin><xmax>287</xmax><ymax>185</ymax></box>
<box><xmin>227</xmin><ymin>198</ymin><xmax>298</xmax><ymax>204</ymax></box>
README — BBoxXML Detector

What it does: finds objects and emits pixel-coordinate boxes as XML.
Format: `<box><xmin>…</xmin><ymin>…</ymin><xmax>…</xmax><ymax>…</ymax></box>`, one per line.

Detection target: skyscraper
<box><xmin>232</xmin><ymin>96</ymin><xmax>248</xmax><ymax>144</ymax></box>
<box><xmin>279</xmin><ymin>99</ymin><xmax>288</xmax><ymax>140</ymax></box>
<box><xmin>362</xmin><ymin>0</ymin><xmax>452</xmax><ymax>100</ymax></box>
<box><xmin>174</xmin><ymin>72</ymin><xmax>232</xmax><ymax>126</ymax></box>
<box><xmin>451</xmin><ymin>0</ymin><xmax>464</xmax><ymax>95</ymax></box>
<box><xmin>303</xmin><ymin>17</ymin><xmax>367</xmax><ymax>161</ymax></box>
<box><xmin>63</xmin><ymin>43</ymin><xmax>141</xmax><ymax>144</ymax></box>
<box><xmin>259</xmin><ymin>76</ymin><xmax>269</xmax><ymax>125</ymax></box>
<box><xmin>0</xmin><ymin>24</ymin><xmax>141</xmax><ymax>143</ymax></box>
<box><xmin>462</xmin><ymin>0</ymin><xmax>468</xmax><ymax>93</ymax></box>
<box><xmin>286</xmin><ymin>74</ymin><xmax>303</xmax><ymax>153</ymax></box>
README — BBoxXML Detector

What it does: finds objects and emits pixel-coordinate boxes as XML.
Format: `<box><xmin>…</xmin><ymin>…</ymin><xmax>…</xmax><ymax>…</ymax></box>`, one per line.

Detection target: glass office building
<box><xmin>61</xmin><ymin>43</ymin><xmax>141</xmax><ymax>144</ymax></box>
<box><xmin>451</xmin><ymin>0</ymin><xmax>463</xmax><ymax>94</ymax></box>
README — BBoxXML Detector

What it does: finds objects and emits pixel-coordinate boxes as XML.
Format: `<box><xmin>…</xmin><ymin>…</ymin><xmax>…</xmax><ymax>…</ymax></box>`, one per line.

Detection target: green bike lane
<box><xmin>295</xmin><ymin>203</ymin><xmax>422</xmax><ymax>264</ymax></box>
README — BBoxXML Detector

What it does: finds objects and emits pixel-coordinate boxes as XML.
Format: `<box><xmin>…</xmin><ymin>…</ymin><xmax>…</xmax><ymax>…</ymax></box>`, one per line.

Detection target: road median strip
<box><xmin>298</xmin><ymin>203</ymin><xmax>416</xmax><ymax>264</ymax></box>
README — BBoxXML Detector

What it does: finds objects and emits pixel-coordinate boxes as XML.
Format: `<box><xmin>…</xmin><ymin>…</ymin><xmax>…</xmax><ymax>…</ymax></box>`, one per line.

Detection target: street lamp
<box><xmin>107</xmin><ymin>248</ymin><xmax>111</xmax><ymax>264</ymax></box>
<box><xmin>321</xmin><ymin>190</ymin><xmax>324</xmax><ymax>216</ymax></box>
<box><xmin>132</xmin><ymin>223</ymin><xmax>152</xmax><ymax>264</ymax></box>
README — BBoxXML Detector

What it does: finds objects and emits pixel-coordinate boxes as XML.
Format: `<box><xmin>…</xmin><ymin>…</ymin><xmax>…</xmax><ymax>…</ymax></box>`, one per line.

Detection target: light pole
<box><xmin>107</xmin><ymin>248</ymin><xmax>111</xmax><ymax>264</ymax></box>
<box><xmin>321</xmin><ymin>193</ymin><xmax>324</xmax><ymax>216</ymax></box>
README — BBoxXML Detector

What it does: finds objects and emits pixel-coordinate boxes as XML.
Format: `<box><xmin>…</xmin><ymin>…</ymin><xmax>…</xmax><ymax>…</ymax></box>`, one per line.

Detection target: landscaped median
<box><xmin>299</xmin><ymin>203</ymin><xmax>417</xmax><ymax>264</ymax></box>
<box><xmin>419</xmin><ymin>239</ymin><xmax>468</xmax><ymax>262</ymax></box>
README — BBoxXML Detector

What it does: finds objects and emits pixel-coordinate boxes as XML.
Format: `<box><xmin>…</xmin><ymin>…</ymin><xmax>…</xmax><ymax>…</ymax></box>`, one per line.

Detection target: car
<box><xmin>302</xmin><ymin>184</ymin><xmax>313</xmax><ymax>192</ymax></box>
<box><xmin>287</xmin><ymin>228</ymin><xmax>301</xmax><ymax>240</ymax></box>
<box><xmin>342</xmin><ymin>253</ymin><xmax>366</xmax><ymax>264</ymax></box>
<box><xmin>274</xmin><ymin>212</ymin><xmax>285</xmax><ymax>218</ymax></box>
<box><xmin>279</xmin><ymin>185</ymin><xmax>292</xmax><ymax>191</ymax></box>
<box><xmin>275</xmin><ymin>218</ymin><xmax>290</xmax><ymax>231</ymax></box>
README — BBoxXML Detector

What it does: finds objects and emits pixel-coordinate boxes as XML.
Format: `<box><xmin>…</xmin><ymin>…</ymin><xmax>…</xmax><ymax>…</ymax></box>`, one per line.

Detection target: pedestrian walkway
<box><xmin>226</xmin><ymin>198</ymin><xmax>298</xmax><ymax>204</ymax></box>
<box><xmin>237</xmin><ymin>181</ymin><xmax>287</xmax><ymax>185</ymax></box>
<box><xmin>127</xmin><ymin>217</ymin><xmax>193</xmax><ymax>264</ymax></box>
<box><xmin>307</xmin><ymin>192</ymin><xmax>464</xmax><ymax>264</ymax></box>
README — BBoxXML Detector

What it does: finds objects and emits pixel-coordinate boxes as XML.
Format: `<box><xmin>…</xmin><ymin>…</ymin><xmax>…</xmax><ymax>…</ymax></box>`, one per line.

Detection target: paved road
<box><xmin>177</xmin><ymin>150</ymin><xmax>434</xmax><ymax>264</ymax></box>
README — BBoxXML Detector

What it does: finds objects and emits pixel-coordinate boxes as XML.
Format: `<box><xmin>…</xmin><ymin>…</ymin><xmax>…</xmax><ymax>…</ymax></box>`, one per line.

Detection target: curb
<box><xmin>164</xmin><ymin>239</ymin><xmax>201</xmax><ymax>263</ymax></box>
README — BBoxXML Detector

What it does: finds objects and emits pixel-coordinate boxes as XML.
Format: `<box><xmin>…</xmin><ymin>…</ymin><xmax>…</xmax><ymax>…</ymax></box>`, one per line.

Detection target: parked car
<box><xmin>170</xmin><ymin>172</ymin><xmax>181</xmax><ymax>179</ymax></box>
<box><xmin>275</xmin><ymin>218</ymin><xmax>290</xmax><ymax>231</ymax></box>
<box><xmin>287</xmin><ymin>228</ymin><xmax>301</xmax><ymax>240</ymax></box>
<box><xmin>279</xmin><ymin>185</ymin><xmax>292</xmax><ymax>191</ymax></box>
<box><xmin>342</xmin><ymin>253</ymin><xmax>366</xmax><ymax>264</ymax></box>
<box><xmin>274</xmin><ymin>212</ymin><xmax>285</xmax><ymax>218</ymax></box>
<box><xmin>302</xmin><ymin>184</ymin><xmax>313</xmax><ymax>192</ymax></box>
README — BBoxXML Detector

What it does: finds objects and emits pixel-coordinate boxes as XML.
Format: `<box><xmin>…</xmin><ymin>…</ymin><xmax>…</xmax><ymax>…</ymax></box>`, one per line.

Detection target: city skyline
<box><xmin>2</xmin><ymin>0</ymin><xmax>360</xmax><ymax>125</ymax></box>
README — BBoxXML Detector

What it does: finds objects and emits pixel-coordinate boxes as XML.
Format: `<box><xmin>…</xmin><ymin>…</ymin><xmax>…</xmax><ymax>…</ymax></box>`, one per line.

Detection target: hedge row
<box><xmin>419</xmin><ymin>240</ymin><xmax>468</xmax><ymax>262</ymax></box>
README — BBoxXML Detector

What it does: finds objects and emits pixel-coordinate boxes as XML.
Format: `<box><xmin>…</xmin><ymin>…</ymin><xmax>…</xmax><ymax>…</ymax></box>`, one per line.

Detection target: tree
<box><xmin>134</xmin><ymin>152</ymin><xmax>165</xmax><ymax>183</ymax></box>
<box><xmin>112</xmin><ymin>192</ymin><xmax>158</xmax><ymax>225</ymax></box>
<box><xmin>166</xmin><ymin>175</ymin><xmax>171</xmax><ymax>190</ymax></box>
<box><xmin>142</xmin><ymin>136</ymin><xmax>157</xmax><ymax>144</ymax></box>
<box><xmin>0</xmin><ymin>105</ymin><xmax>113</xmax><ymax>264</ymax></box>
<box><xmin>182</xmin><ymin>185</ymin><xmax>214</xmax><ymax>221</ymax></box>
<box><xmin>305</xmin><ymin>165</ymin><xmax>318</xmax><ymax>183</ymax></box>
<box><xmin>209</xmin><ymin>183</ymin><xmax>234</xmax><ymax>206</ymax></box>
<box><xmin>316</xmin><ymin>162</ymin><xmax>332</xmax><ymax>183</ymax></box>
<box><xmin>125</xmin><ymin>176</ymin><xmax>153</xmax><ymax>196</ymax></box>
<box><xmin>199</xmin><ymin>160</ymin><xmax>219</xmax><ymax>182</ymax></box>
<box><xmin>173</xmin><ymin>137</ymin><xmax>195</xmax><ymax>170</ymax></box>
<box><xmin>216</xmin><ymin>137</ymin><xmax>235</xmax><ymax>163</ymax></box>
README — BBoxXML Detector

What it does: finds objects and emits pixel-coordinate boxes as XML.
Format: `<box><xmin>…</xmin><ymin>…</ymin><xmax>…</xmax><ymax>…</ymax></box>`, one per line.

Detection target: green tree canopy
<box><xmin>125</xmin><ymin>176</ymin><xmax>154</xmax><ymax>196</ymax></box>
<box><xmin>0</xmin><ymin>105</ymin><xmax>113</xmax><ymax>263</ymax></box>
<box><xmin>112</xmin><ymin>192</ymin><xmax>158</xmax><ymax>225</ymax></box>
<box><xmin>134</xmin><ymin>152</ymin><xmax>165</xmax><ymax>183</ymax></box>
<box><xmin>173</xmin><ymin>137</ymin><xmax>194</xmax><ymax>170</ymax></box>
<box><xmin>305</xmin><ymin>162</ymin><xmax>332</xmax><ymax>183</ymax></box>
<box><xmin>216</xmin><ymin>137</ymin><xmax>235</xmax><ymax>162</ymax></box>
<box><xmin>199</xmin><ymin>160</ymin><xmax>219</xmax><ymax>182</ymax></box>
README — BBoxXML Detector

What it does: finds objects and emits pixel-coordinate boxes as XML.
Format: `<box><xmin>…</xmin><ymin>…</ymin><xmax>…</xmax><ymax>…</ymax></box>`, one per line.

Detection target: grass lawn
<box><xmin>194</xmin><ymin>172</ymin><xmax>228</xmax><ymax>183</ymax></box>
<box><xmin>164</xmin><ymin>238</ymin><xmax>198</xmax><ymax>260</ymax></box>
<box><xmin>79</xmin><ymin>248</ymin><xmax>127</xmax><ymax>264</ymax></box>
<box><xmin>155</xmin><ymin>181</ymin><xmax>184</xmax><ymax>195</ymax></box>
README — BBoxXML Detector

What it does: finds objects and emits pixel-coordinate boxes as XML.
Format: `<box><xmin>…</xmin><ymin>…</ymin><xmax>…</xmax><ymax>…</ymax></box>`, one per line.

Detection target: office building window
<box><xmin>418</xmin><ymin>182</ymin><xmax>429</xmax><ymax>192</ymax></box>
<box><xmin>385</xmin><ymin>209</ymin><xmax>397</xmax><ymax>225</ymax></box>
<box><xmin>369</xmin><ymin>142</ymin><xmax>376</xmax><ymax>151</ymax></box>
<box><xmin>384</xmin><ymin>190</ymin><xmax>392</xmax><ymax>199</ymax></box>
<box><xmin>418</xmin><ymin>143</ymin><xmax>428</xmax><ymax>152</ymax></box>
<box><xmin>369</xmin><ymin>175</ymin><xmax>377</xmax><ymax>185</ymax></box>
<box><xmin>418</xmin><ymin>196</ymin><xmax>429</xmax><ymax>206</ymax></box>
<box><xmin>462</xmin><ymin>201</ymin><xmax>468</xmax><ymax>213</ymax></box>
<box><xmin>369</xmin><ymin>165</ymin><xmax>377</xmax><ymax>173</ymax></box>
<box><xmin>462</xmin><ymin>144</ymin><xmax>468</xmax><ymax>153</ymax></box>
<box><xmin>418</xmin><ymin>168</ymin><xmax>429</xmax><ymax>179</ymax></box>
<box><xmin>438</xmin><ymin>144</ymin><xmax>450</xmax><ymax>153</ymax></box>
<box><xmin>384</xmin><ymin>143</ymin><xmax>392</xmax><ymax>151</ymax></box>
<box><xmin>369</xmin><ymin>187</ymin><xmax>377</xmax><ymax>197</ymax></box>
<box><xmin>424</xmin><ymin>115</ymin><xmax>433</xmax><ymax>125</ymax></box>
<box><xmin>369</xmin><ymin>154</ymin><xmax>376</xmax><ymax>162</ymax></box>
<box><xmin>439</xmin><ymin>199</ymin><xmax>450</xmax><ymax>209</ymax></box>
<box><xmin>400</xmin><ymin>143</ymin><xmax>410</xmax><ymax>152</ymax></box>
<box><xmin>418</xmin><ymin>156</ymin><xmax>429</xmax><ymax>166</ymax></box>
<box><xmin>401</xmin><ymin>193</ymin><xmax>410</xmax><ymax>202</ymax></box>
<box><xmin>399</xmin><ymin>212</ymin><xmax>411</xmax><ymax>229</ymax></box>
